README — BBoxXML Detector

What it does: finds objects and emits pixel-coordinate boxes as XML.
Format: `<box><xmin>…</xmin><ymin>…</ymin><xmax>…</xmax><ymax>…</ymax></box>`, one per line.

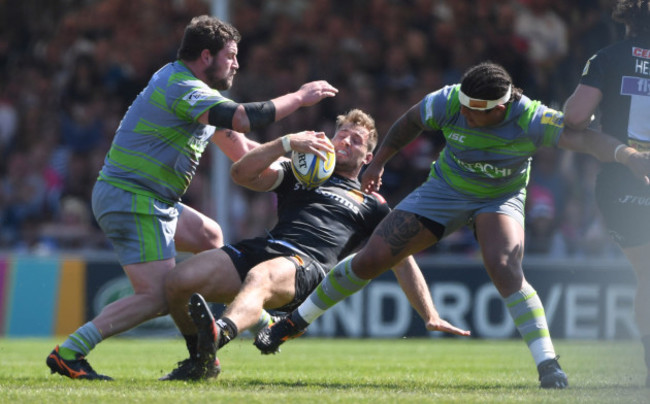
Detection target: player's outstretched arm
<box><xmin>392</xmin><ymin>256</ymin><xmax>471</xmax><ymax>337</ymax></box>
<box><xmin>199</xmin><ymin>81</ymin><xmax>338</xmax><ymax>133</ymax></box>
<box><xmin>361</xmin><ymin>102</ymin><xmax>425</xmax><ymax>193</ymax></box>
<box><xmin>231</xmin><ymin>80</ymin><xmax>338</xmax><ymax>132</ymax></box>
<box><xmin>272</xmin><ymin>80</ymin><xmax>339</xmax><ymax>114</ymax></box>
<box><xmin>558</xmin><ymin>127</ymin><xmax>650</xmax><ymax>185</ymax></box>
<box><xmin>211</xmin><ymin>129</ymin><xmax>260</xmax><ymax>162</ymax></box>
<box><xmin>231</xmin><ymin>131</ymin><xmax>333</xmax><ymax>192</ymax></box>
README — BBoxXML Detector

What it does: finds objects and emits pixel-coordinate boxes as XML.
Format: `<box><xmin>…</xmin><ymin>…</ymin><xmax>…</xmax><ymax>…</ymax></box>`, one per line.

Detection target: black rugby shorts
<box><xmin>222</xmin><ymin>237</ymin><xmax>326</xmax><ymax>312</ymax></box>
<box><xmin>595</xmin><ymin>163</ymin><xmax>650</xmax><ymax>248</ymax></box>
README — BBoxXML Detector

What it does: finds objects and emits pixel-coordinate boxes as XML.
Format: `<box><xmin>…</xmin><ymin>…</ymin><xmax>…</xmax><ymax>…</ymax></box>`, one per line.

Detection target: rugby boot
<box><xmin>537</xmin><ymin>356</ymin><xmax>568</xmax><ymax>389</ymax></box>
<box><xmin>159</xmin><ymin>357</ymin><xmax>221</xmax><ymax>381</ymax></box>
<box><xmin>46</xmin><ymin>345</ymin><xmax>113</xmax><ymax>381</ymax></box>
<box><xmin>188</xmin><ymin>293</ymin><xmax>221</xmax><ymax>378</ymax></box>
<box><xmin>254</xmin><ymin>317</ymin><xmax>305</xmax><ymax>355</ymax></box>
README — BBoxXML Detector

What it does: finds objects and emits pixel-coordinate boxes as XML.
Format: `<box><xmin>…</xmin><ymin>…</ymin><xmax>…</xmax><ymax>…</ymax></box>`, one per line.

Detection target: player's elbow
<box><xmin>563</xmin><ymin>111</ymin><xmax>590</xmax><ymax>131</ymax></box>
<box><xmin>230</xmin><ymin>162</ymin><xmax>256</xmax><ymax>187</ymax></box>
<box><xmin>563</xmin><ymin>100</ymin><xmax>592</xmax><ymax>130</ymax></box>
<box><xmin>230</xmin><ymin>162</ymin><xmax>247</xmax><ymax>185</ymax></box>
<box><xmin>231</xmin><ymin>107</ymin><xmax>251</xmax><ymax>133</ymax></box>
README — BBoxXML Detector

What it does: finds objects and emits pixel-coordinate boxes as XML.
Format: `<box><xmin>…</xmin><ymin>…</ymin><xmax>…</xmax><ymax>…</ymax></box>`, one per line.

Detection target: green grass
<box><xmin>0</xmin><ymin>337</ymin><xmax>648</xmax><ymax>403</ymax></box>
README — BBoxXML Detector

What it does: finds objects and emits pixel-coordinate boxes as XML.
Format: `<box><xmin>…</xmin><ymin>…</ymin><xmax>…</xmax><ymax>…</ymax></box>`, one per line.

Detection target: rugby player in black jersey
<box><xmin>160</xmin><ymin>109</ymin><xmax>470</xmax><ymax>381</ymax></box>
<box><xmin>564</xmin><ymin>0</ymin><xmax>650</xmax><ymax>387</ymax></box>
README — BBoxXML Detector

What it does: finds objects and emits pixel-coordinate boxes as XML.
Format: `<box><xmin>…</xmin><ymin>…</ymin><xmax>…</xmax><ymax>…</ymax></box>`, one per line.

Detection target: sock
<box><xmin>183</xmin><ymin>334</ymin><xmax>198</xmax><ymax>358</ymax></box>
<box><xmin>505</xmin><ymin>283</ymin><xmax>556</xmax><ymax>366</ymax></box>
<box><xmin>59</xmin><ymin>322</ymin><xmax>103</xmax><ymax>360</ymax></box>
<box><xmin>216</xmin><ymin>317</ymin><xmax>238</xmax><ymax>349</ymax></box>
<box><xmin>293</xmin><ymin>254</ymin><xmax>369</xmax><ymax>328</ymax></box>
<box><xmin>247</xmin><ymin>309</ymin><xmax>274</xmax><ymax>336</ymax></box>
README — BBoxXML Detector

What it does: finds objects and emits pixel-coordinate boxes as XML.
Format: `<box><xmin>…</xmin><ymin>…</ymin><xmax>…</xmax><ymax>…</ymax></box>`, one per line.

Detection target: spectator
<box><xmin>0</xmin><ymin>0</ymin><xmax>627</xmax><ymax>256</ymax></box>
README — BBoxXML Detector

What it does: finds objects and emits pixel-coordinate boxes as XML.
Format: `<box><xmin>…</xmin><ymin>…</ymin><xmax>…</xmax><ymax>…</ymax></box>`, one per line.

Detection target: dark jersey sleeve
<box><xmin>577</xmin><ymin>37</ymin><xmax>650</xmax><ymax>142</ymax></box>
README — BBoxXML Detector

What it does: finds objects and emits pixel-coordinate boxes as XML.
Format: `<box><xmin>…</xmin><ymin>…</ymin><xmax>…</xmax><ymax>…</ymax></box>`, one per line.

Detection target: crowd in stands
<box><xmin>0</xmin><ymin>0</ymin><xmax>625</xmax><ymax>258</ymax></box>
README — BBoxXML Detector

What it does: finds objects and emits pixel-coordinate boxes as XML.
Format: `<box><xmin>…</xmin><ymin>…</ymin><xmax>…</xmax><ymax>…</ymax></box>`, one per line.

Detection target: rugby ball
<box><xmin>291</xmin><ymin>141</ymin><xmax>336</xmax><ymax>188</ymax></box>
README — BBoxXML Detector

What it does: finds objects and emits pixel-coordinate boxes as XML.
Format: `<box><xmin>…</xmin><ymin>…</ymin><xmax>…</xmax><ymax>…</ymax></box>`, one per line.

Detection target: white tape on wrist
<box><xmin>281</xmin><ymin>135</ymin><xmax>292</xmax><ymax>152</ymax></box>
<box><xmin>614</xmin><ymin>144</ymin><xmax>627</xmax><ymax>163</ymax></box>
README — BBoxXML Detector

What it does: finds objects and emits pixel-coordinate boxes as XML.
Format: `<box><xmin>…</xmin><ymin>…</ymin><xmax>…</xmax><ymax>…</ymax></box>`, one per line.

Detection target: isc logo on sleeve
<box><xmin>183</xmin><ymin>90</ymin><xmax>210</xmax><ymax>106</ymax></box>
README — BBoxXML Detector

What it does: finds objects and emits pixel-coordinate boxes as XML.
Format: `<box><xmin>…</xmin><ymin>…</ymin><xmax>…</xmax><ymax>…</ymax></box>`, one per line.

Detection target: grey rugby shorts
<box><xmin>395</xmin><ymin>174</ymin><xmax>526</xmax><ymax>240</ymax></box>
<box><xmin>92</xmin><ymin>181</ymin><xmax>180</xmax><ymax>266</ymax></box>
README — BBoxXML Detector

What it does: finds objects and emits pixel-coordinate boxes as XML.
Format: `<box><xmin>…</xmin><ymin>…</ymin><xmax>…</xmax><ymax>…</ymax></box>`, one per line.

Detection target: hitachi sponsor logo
<box><xmin>618</xmin><ymin>194</ymin><xmax>650</xmax><ymax>206</ymax></box>
<box><xmin>456</xmin><ymin>160</ymin><xmax>512</xmax><ymax>178</ymax></box>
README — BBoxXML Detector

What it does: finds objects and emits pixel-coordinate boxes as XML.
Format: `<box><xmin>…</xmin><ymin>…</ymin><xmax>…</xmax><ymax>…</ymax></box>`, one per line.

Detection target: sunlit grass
<box><xmin>0</xmin><ymin>337</ymin><xmax>647</xmax><ymax>403</ymax></box>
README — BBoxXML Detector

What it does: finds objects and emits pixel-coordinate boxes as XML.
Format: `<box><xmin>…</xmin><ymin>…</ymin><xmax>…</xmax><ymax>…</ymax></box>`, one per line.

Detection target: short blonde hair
<box><xmin>335</xmin><ymin>109</ymin><xmax>378</xmax><ymax>151</ymax></box>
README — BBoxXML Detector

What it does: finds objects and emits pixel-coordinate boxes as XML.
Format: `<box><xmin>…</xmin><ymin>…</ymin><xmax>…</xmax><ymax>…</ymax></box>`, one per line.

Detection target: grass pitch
<box><xmin>0</xmin><ymin>337</ymin><xmax>648</xmax><ymax>403</ymax></box>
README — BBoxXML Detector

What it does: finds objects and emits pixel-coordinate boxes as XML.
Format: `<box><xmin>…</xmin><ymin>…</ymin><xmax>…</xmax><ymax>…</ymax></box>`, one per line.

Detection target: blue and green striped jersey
<box><xmin>421</xmin><ymin>84</ymin><xmax>564</xmax><ymax>198</ymax></box>
<box><xmin>98</xmin><ymin>61</ymin><xmax>230</xmax><ymax>205</ymax></box>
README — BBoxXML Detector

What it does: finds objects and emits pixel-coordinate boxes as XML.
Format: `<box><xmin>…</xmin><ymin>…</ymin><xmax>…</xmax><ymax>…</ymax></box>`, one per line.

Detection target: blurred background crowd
<box><xmin>0</xmin><ymin>0</ymin><xmax>625</xmax><ymax>258</ymax></box>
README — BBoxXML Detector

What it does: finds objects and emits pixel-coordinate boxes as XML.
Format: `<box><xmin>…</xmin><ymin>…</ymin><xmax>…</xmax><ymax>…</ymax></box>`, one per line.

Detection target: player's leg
<box><xmin>221</xmin><ymin>257</ymin><xmax>298</xmax><ymax>332</ymax></box>
<box><xmin>254</xmin><ymin>210</ymin><xmax>437</xmax><ymax>354</ymax></box>
<box><xmin>165</xmin><ymin>249</ymin><xmax>242</xmax><ymax>335</ymax></box>
<box><xmin>594</xmin><ymin>164</ymin><xmax>650</xmax><ymax>386</ymax></box>
<box><xmin>174</xmin><ymin>203</ymin><xmax>223</xmax><ymax>252</ymax></box>
<box><xmin>47</xmin><ymin>184</ymin><xmax>178</xmax><ymax>380</ymax></box>
<box><xmin>188</xmin><ymin>257</ymin><xmax>299</xmax><ymax>372</ymax></box>
<box><xmin>622</xmin><ymin>243</ymin><xmax>650</xmax><ymax>387</ymax></box>
<box><xmin>161</xmin><ymin>248</ymin><xmax>242</xmax><ymax>381</ymax></box>
<box><xmin>476</xmin><ymin>212</ymin><xmax>567</xmax><ymax>389</ymax></box>
<box><xmin>247</xmin><ymin>308</ymin><xmax>283</xmax><ymax>336</ymax></box>
<box><xmin>174</xmin><ymin>203</ymin><xmax>278</xmax><ymax>331</ymax></box>
<box><xmin>204</xmin><ymin>256</ymin><xmax>298</xmax><ymax>345</ymax></box>
<box><xmin>295</xmin><ymin>210</ymin><xmax>435</xmax><ymax>326</ymax></box>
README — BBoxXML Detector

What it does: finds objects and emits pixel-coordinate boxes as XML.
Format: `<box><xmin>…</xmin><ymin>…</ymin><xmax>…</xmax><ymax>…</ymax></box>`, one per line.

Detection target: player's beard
<box><xmin>204</xmin><ymin>62</ymin><xmax>234</xmax><ymax>91</ymax></box>
<box><xmin>334</xmin><ymin>152</ymin><xmax>359</xmax><ymax>174</ymax></box>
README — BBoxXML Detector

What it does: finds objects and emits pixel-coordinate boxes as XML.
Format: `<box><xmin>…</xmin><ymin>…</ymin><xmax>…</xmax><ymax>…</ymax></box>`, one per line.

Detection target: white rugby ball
<box><xmin>291</xmin><ymin>141</ymin><xmax>336</xmax><ymax>188</ymax></box>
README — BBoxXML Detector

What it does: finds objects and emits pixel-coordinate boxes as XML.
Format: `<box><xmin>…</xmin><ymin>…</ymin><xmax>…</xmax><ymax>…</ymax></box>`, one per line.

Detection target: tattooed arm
<box><xmin>361</xmin><ymin>101</ymin><xmax>427</xmax><ymax>192</ymax></box>
<box><xmin>210</xmin><ymin>129</ymin><xmax>260</xmax><ymax>162</ymax></box>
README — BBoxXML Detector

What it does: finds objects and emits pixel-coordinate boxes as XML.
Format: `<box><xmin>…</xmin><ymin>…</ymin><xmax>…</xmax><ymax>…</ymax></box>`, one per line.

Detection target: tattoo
<box><xmin>375</xmin><ymin>211</ymin><xmax>423</xmax><ymax>256</ymax></box>
<box><xmin>224</xmin><ymin>130</ymin><xmax>241</xmax><ymax>143</ymax></box>
<box><xmin>384</xmin><ymin>108</ymin><xmax>422</xmax><ymax>151</ymax></box>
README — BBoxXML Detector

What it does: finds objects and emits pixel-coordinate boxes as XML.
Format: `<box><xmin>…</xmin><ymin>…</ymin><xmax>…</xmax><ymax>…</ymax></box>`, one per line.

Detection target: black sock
<box><xmin>216</xmin><ymin>317</ymin><xmax>238</xmax><ymax>349</ymax></box>
<box><xmin>183</xmin><ymin>334</ymin><xmax>198</xmax><ymax>358</ymax></box>
<box><xmin>289</xmin><ymin>310</ymin><xmax>309</xmax><ymax>329</ymax></box>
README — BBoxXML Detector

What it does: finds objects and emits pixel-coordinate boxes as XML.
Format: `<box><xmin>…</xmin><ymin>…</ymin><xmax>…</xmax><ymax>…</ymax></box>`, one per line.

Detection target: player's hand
<box><xmin>424</xmin><ymin>317</ymin><xmax>472</xmax><ymax>337</ymax></box>
<box><xmin>285</xmin><ymin>131</ymin><xmax>334</xmax><ymax>160</ymax></box>
<box><xmin>296</xmin><ymin>81</ymin><xmax>339</xmax><ymax>107</ymax></box>
<box><xmin>361</xmin><ymin>161</ymin><xmax>384</xmax><ymax>193</ymax></box>
<box><xmin>625</xmin><ymin>151</ymin><xmax>650</xmax><ymax>185</ymax></box>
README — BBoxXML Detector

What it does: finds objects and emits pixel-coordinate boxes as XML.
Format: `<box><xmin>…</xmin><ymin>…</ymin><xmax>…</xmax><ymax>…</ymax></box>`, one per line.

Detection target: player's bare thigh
<box><xmin>354</xmin><ymin>210</ymin><xmax>438</xmax><ymax>279</ymax></box>
<box><xmin>241</xmin><ymin>257</ymin><xmax>298</xmax><ymax>309</ymax></box>
<box><xmin>168</xmin><ymin>248</ymin><xmax>243</xmax><ymax>303</ymax></box>
<box><xmin>175</xmin><ymin>203</ymin><xmax>223</xmax><ymax>253</ymax></box>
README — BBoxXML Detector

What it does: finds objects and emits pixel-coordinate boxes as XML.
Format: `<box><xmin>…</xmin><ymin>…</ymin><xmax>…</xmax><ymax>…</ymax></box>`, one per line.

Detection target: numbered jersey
<box><xmin>579</xmin><ymin>35</ymin><xmax>650</xmax><ymax>151</ymax></box>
